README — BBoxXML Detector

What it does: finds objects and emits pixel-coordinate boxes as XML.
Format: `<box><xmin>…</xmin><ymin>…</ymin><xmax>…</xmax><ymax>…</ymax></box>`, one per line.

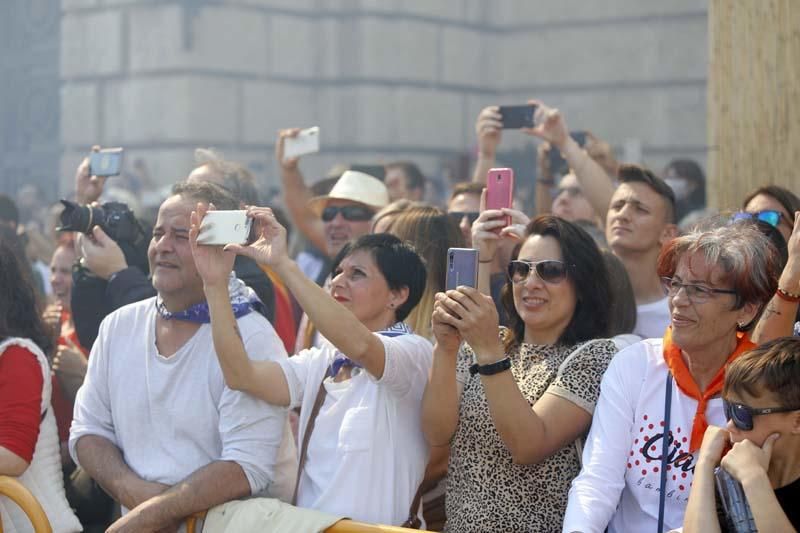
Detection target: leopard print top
<box><xmin>444</xmin><ymin>337</ymin><xmax>617</xmax><ymax>533</ymax></box>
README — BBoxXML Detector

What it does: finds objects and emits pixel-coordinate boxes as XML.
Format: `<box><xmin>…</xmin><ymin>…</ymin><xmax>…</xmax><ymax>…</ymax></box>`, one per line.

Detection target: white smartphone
<box><xmin>283</xmin><ymin>126</ymin><xmax>320</xmax><ymax>161</ymax></box>
<box><xmin>197</xmin><ymin>210</ymin><xmax>252</xmax><ymax>246</ymax></box>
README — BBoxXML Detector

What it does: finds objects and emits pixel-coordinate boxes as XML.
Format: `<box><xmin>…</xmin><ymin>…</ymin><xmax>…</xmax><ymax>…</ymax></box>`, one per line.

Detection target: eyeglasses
<box><xmin>660</xmin><ymin>277</ymin><xmax>737</xmax><ymax>303</ymax></box>
<box><xmin>321</xmin><ymin>205</ymin><xmax>374</xmax><ymax>222</ymax></box>
<box><xmin>448</xmin><ymin>211</ymin><xmax>480</xmax><ymax>225</ymax></box>
<box><xmin>730</xmin><ymin>210</ymin><xmax>784</xmax><ymax>228</ymax></box>
<box><xmin>508</xmin><ymin>260</ymin><xmax>569</xmax><ymax>284</ymax></box>
<box><xmin>723</xmin><ymin>398</ymin><xmax>800</xmax><ymax>431</ymax></box>
<box><xmin>551</xmin><ymin>186</ymin><xmax>582</xmax><ymax>200</ymax></box>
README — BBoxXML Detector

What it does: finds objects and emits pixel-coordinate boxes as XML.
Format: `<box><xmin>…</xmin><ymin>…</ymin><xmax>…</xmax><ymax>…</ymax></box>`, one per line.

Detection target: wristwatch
<box><xmin>469</xmin><ymin>357</ymin><xmax>512</xmax><ymax>376</ymax></box>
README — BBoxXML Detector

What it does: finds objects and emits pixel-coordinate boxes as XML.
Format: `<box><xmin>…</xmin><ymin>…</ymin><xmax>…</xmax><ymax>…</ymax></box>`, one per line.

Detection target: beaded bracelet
<box><xmin>776</xmin><ymin>286</ymin><xmax>800</xmax><ymax>303</ymax></box>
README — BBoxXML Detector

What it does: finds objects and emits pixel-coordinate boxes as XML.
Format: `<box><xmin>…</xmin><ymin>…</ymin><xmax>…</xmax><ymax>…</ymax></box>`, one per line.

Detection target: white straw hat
<box><xmin>307</xmin><ymin>170</ymin><xmax>389</xmax><ymax>216</ymax></box>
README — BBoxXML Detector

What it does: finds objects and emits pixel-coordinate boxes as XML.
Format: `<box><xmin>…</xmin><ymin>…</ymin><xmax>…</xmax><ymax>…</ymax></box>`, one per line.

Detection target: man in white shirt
<box><xmin>70</xmin><ymin>181</ymin><xmax>292</xmax><ymax>532</ymax></box>
<box><xmin>605</xmin><ymin>165</ymin><xmax>678</xmax><ymax>339</ymax></box>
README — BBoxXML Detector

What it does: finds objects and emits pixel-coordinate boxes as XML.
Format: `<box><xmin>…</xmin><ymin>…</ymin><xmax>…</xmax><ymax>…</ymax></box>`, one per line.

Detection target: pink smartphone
<box><xmin>486</xmin><ymin>167</ymin><xmax>514</xmax><ymax>227</ymax></box>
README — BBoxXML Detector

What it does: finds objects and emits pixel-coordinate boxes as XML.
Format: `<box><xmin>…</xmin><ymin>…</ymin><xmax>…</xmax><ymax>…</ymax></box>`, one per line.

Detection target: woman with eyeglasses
<box><xmin>563</xmin><ymin>224</ymin><xmax>781</xmax><ymax>533</ymax></box>
<box><xmin>684</xmin><ymin>337</ymin><xmax>800</xmax><ymax>532</ymax></box>
<box><xmin>422</xmin><ymin>215</ymin><xmax>618</xmax><ymax>532</ymax></box>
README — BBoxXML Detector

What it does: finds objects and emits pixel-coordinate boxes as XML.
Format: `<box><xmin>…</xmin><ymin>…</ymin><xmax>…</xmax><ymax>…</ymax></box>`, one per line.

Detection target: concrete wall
<box><xmin>59</xmin><ymin>0</ymin><xmax>708</xmax><ymax>205</ymax></box>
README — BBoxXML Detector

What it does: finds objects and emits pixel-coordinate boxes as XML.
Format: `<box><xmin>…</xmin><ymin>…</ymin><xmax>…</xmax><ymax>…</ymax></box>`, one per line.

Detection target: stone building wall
<box><xmin>58</xmin><ymin>0</ymin><xmax>708</xmax><ymax>205</ymax></box>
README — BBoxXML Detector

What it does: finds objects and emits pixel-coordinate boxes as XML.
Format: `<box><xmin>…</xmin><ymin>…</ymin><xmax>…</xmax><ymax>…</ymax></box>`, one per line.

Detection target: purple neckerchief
<box><xmin>156</xmin><ymin>274</ymin><xmax>263</xmax><ymax>324</ymax></box>
<box><xmin>327</xmin><ymin>322</ymin><xmax>412</xmax><ymax>378</ymax></box>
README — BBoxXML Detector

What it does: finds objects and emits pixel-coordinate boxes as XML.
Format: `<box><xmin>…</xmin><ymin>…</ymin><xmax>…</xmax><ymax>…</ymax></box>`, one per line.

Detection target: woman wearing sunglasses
<box><xmin>563</xmin><ymin>224</ymin><xmax>781</xmax><ymax>533</ymax></box>
<box><xmin>422</xmin><ymin>215</ymin><xmax>617</xmax><ymax>532</ymax></box>
<box><xmin>684</xmin><ymin>337</ymin><xmax>800</xmax><ymax>532</ymax></box>
<box><xmin>741</xmin><ymin>184</ymin><xmax>800</xmax><ymax>243</ymax></box>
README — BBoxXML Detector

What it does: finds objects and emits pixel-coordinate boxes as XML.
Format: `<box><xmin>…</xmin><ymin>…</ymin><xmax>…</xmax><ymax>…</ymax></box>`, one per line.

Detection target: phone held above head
<box><xmin>283</xmin><ymin>126</ymin><xmax>320</xmax><ymax>161</ymax></box>
<box><xmin>89</xmin><ymin>147</ymin><xmax>124</xmax><ymax>177</ymax></box>
<box><xmin>486</xmin><ymin>167</ymin><xmax>514</xmax><ymax>228</ymax></box>
<box><xmin>498</xmin><ymin>104</ymin><xmax>537</xmax><ymax>129</ymax></box>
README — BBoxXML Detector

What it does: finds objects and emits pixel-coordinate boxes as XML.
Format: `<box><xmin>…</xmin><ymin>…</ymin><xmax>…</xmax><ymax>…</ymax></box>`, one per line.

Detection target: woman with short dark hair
<box><xmin>191</xmin><ymin>205</ymin><xmax>432</xmax><ymax>527</ymax></box>
<box><xmin>423</xmin><ymin>215</ymin><xmax>618</xmax><ymax>532</ymax></box>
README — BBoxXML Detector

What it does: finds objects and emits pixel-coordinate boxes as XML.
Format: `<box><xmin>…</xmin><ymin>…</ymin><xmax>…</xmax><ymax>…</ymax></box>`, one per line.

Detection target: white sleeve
<box><xmin>277</xmin><ymin>348</ymin><xmax>319</xmax><ymax>410</ymax></box>
<box><xmin>562</xmin><ymin>348</ymin><xmax>640</xmax><ymax>533</ymax></box>
<box><xmin>218</xmin><ymin>326</ymin><xmax>288</xmax><ymax>495</ymax></box>
<box><xmin>370</xmin><ymin>334</ymin><xmax>433</xmax><ymax>398</ymax></box>
<box><xmin>68</xmin><ymin>316</ymin><xmax>118</xmax><ymax>466</ymax></box>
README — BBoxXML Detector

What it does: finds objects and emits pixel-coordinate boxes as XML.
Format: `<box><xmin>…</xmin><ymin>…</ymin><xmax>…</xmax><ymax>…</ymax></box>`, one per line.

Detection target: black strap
<box><xmin>657</xmin><ymin>373</ymin><xmax>673</xmax><ymax>532</ymax></box>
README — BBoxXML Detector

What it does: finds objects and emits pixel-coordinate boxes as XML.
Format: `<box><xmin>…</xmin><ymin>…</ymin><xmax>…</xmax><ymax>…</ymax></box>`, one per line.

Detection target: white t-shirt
<box><xmin>278</xmin><ymin>333</ymin><xmax>433</xmax><ymax>525</ymax></box>
<box><xmin>562</xmin><ymin>338</ymin><xmax>727</xmax><ymax>533</ymax></box>
<box><xmin>634</xmin><ymin>296</ymin><xmax>671</xmax><ymax>339</ymax></box>
<box><xmin>69</xmin><ymin>297</ymin><xmax>291</xmax><ymax>497</ymax></box>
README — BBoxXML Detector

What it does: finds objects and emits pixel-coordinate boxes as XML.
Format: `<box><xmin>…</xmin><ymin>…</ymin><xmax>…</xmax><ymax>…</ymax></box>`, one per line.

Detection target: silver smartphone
<box><xmin>197</xmin><ymin>210</ymin><xmax>252</xmax><ymax>246</ymax></box>
<box><xmin>445</xmin><ymin>248</ymin><xmax>479</xmax><ymax>290</ymax></box>
<box><xmin>283</xmin><ymin>126</ymin><xmax>320</xmax><ymax>161</ymax></box>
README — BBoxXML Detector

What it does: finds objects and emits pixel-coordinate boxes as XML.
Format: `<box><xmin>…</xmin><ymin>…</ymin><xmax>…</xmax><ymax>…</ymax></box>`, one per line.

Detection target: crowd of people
<box><xmin>1</xmin><ymin>98</ymin><xmax>799</xmax><ymax>533</ymax></box>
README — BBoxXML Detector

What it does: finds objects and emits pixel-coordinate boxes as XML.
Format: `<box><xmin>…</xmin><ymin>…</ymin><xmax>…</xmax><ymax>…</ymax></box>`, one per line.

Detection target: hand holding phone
<box><xmin>446</xmin><ymin>248</ymin><xmax>479</xmax><ymax>290</ymax></box>
<box><xmin>498</xmin><ymin>105</ymin><xmax>537</xmax><ymax>129</ymax></box>
<box><xmin>89</xmin><ymin>148</ymin><xmax>124</xmax><ymax>177</ymax></box>
<box><xmin>283</xmin><ymin>126</ymin><xmax>320</xmax><ymax>161</ymax></box>
<box><xmin>197</xmin><ymin>210</ymin><xmax>253</xmax><ymax>246</ymax></box>
<box><xmin>485</xmin><ymin>167</ymin><xmax>514</xmax><ymax>227</ymax></box>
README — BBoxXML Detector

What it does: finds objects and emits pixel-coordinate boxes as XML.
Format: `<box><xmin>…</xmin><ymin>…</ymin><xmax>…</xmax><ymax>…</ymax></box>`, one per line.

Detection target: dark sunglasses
<box><xmin>507</xmin><ymin>259</ymin><xmax>568</xmax><ymax>284</ymax></box>
<box><xmin>448</xmin><ymin>211</ymin><xmax>480</xmax><ymax>225</ymax></box>
<box><xmin>321</xmin><ymin>205</ymin><xmax>374</xmax><ymax>222</ymax></box>
<box><xmin>722</xmin><ymin>398</ymin><xmax>800</xmax><ymax>431</ymax></box>
<box><xmin>730</xmin><ymin>210</ymin><xmax>784</xmax><ymax>228</ymax></box>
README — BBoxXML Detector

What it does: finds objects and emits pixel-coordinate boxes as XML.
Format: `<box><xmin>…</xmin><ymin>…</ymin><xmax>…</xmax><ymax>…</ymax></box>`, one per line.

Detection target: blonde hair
<box><xmin>389</xmin><ymin>205</ymin><xmax>464</xmax><ymax>340</ymax></box>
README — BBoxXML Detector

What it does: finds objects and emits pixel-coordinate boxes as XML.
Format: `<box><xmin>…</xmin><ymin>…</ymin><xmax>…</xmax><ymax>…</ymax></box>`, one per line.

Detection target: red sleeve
<box><xmin>0</xmin><ymin>345</ymin><xmax>44</xmax><ymax>463</ymax></box>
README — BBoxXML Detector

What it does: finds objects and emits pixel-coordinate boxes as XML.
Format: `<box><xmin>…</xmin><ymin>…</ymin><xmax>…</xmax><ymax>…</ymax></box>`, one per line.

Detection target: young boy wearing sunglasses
<box><xmin>684</xmin><ymin>337</ymin><xmax>800</xmax><ymax>532</ymax></box>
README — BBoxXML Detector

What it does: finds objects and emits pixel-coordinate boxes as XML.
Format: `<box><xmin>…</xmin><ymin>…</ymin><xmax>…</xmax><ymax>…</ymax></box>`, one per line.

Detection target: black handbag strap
<box><xmin>657</xmin><ymin>372</ymin><xmax>674</xmax><ymax>532</ymax></box>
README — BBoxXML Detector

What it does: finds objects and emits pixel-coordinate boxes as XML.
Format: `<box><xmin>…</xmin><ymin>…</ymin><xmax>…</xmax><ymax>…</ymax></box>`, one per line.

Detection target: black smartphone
<box><xmin>89</xmin><ymin>148</ymin><xmax>124</xmax><ymax>177</ymax></box>
<box><xmin>548</xmin><ymin>131</ymin><xmax>588</xmax><ymax>176</ymax></box>
<box><xmin>445</xmin><ymin>248</ymin><xmax>479</xmax><ymax>290</ymax></box>
<box><xmin>499</xmin><ymin>104</ymin><xmax>537</xmax><ymax>129</ymax></box>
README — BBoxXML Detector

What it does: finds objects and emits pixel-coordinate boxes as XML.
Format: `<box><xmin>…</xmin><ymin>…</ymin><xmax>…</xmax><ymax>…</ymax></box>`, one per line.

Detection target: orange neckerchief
<box><xmin>662</xmin><ymin>327</ymin><xmax>755</xmax><ymax>452</ymax></box>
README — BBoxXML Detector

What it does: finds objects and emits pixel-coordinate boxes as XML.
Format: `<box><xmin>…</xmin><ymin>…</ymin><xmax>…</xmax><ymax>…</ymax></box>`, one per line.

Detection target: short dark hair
<box><xmin>618</xmin><ymin>163</ymin><xmax>677</xmax><ymax>224</ymax></box>
<box><xmin>501</xmin><ymin>215</ymin><xmax>612</xmax><ymax>347</ymax></box>
<box><xmin>331</xmin><ymin>233</ymin><xmax>427</xmax><ymax>323</ymax></box>
<box><xmin>0</xmin><ymin>194</ymin><xmax>19</xmax><ymax>226</ymax></box>
<box><xmin>724</xmin><ymin>337</ymin><xmax>800</xmax><ymax>409</ymax></box>
<box><xmin>0</xmin><ymin>239</ymin><xmax>52</xmax><ymax>356</ymax></box>
<box><xmin>449</xmin><ymin>181</ymin><xmax>484</xmax><ymax>201</ymax></box>
<box><xmin>171</xmin><ymin>180</ymin><xmax>239</xmax><ymax>211</ymax></box>
<box><xmin>386</xmin><ymin>161</ymin><xmax>426</xmax><ymax>192</ymax></box>
<box><xmin>742</xmin><ymin>185</ymin><xmax>800</xmax><ymax>219</ymax></box>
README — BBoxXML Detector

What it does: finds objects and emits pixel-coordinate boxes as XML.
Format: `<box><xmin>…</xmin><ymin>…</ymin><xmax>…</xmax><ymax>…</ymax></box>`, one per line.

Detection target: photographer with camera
<box><xmin>684</xmin><ymin>337</ymin><xmax>800</xmax><ymax>533</ymax></box>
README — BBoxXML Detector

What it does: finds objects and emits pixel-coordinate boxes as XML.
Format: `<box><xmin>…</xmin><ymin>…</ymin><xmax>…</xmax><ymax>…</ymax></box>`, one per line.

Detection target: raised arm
<box><xmin>189</xmin><ymin>205</ymin><xmax>290</xmax><ymax>407</ymax></box>
<box><xmin>752</xmin><ymin>212</ymin><xmax>800</xmax><ymax>344</ymax></box>
<box><xmin>524</xmin><ymin>99</ymin><xmax>616</xmax><ymax>221</ymax></box>
<box><xmin>471</xmin><ymin>106</ymin><xmax>502</xmax><ymax>184</ymax></box>
<box><xmin>275</xmin><ymin>128</ymin><xmax>327</xmax><ymax>252</ymax></box>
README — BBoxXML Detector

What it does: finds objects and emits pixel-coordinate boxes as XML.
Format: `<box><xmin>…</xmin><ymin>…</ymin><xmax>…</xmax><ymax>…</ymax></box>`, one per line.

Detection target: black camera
<box><xmin>57</xmin><ymin>200</ymin><xmax>142</xmax><ymax>244</ymax></box>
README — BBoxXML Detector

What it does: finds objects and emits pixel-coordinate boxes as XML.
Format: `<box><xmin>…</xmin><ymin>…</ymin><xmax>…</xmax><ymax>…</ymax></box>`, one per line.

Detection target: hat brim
<box><xmin>307</xmin><ymin>195</ymin><xmax>381</xmax><ymax>217</ymax></box>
